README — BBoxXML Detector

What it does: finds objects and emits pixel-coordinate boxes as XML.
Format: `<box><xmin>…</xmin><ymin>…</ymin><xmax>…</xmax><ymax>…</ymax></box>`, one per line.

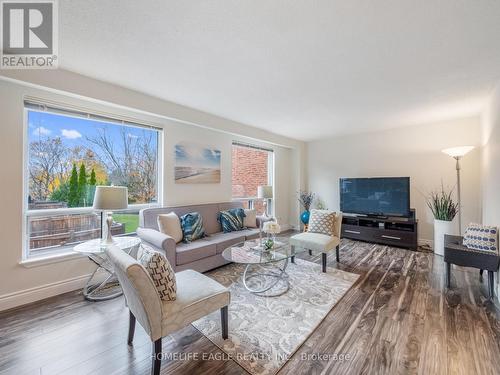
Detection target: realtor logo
<box><xmin>1</xmin><ymin>0</ymin><xmax>58</xmax><ymax>69</ymax></box>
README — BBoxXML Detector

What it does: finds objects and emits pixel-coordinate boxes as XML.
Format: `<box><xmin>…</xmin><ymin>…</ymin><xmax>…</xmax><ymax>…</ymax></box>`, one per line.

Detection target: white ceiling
<box><xmin>60</xmin><ymin>0</ymin><xmax>500</xmax><ymax>141</ymax></box>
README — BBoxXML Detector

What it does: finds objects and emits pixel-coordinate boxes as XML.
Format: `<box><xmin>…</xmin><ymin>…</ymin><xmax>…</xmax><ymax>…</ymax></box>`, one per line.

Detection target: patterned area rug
<box><xmin>192</xmin><ymin>258</ymin><xmax>359</xmax><ymax>375</ymax></box>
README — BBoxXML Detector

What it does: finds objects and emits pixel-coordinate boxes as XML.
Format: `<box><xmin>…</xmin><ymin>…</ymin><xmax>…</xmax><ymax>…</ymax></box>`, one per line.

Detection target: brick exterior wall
<box><xmin>232</xmin><ymin>145</ymin><xmax>269</xmax><ymax>214</ymax></box>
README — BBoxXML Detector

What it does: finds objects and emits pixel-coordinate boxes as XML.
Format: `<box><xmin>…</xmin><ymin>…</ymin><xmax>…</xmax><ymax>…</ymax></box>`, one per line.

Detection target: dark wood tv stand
<box><xmin>341</xmin><ymin>209</ymin><xmax>418</xmax><ymax>250</ymax></box>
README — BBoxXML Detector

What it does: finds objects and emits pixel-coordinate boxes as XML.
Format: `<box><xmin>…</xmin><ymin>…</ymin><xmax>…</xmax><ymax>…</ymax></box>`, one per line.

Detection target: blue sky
<box><xmin>28</xmin><ymin>110</ymin><xmax>158</xmax><ymax>156</ymax></box>
<box><xmin>175</xmin><ymin>142</ymin><xmax>221</xmax><ymax>168</ymax></box>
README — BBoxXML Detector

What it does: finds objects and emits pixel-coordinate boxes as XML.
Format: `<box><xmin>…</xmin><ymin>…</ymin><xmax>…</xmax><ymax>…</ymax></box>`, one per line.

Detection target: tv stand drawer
<box><xmin>372</xmin><ymin>230</ymin><xmax>416</xmax><ymax>248</ymax></box>
<box><xmin>342</xmin><ymin>225</ymin><xmax>376</xmax><ymax>240</ymax></box>
<box><xmin>342</xmin><ymin>224</ymin><xmax>417</xmax><ymax>250</ymax></box>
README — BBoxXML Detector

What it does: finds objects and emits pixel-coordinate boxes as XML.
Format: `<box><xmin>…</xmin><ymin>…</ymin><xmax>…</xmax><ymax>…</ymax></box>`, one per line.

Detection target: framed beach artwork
<box><xmin>174</xmin><ymin>142</ymin><xmax>221</xmax><ymax>184</ymax></box>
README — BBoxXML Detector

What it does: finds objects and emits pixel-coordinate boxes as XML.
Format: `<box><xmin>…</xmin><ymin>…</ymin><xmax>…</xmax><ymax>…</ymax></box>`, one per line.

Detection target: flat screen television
<box><xmin>339</xmin><ymin>177</ymin><xmax>410</xmax><ymax>217</ymax></box>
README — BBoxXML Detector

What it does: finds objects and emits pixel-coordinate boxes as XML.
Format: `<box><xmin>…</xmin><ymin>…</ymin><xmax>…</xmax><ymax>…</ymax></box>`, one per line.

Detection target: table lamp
<box><xmin>441</xmin><ymin>146</ymin><xmax>474</xmax><ymax>235</ymax></box>
<box><xmin>257</xmin><ymin>185</ymin><xmax>273</xmax><ymax>217</ymax></box>
<box><xmin>93</xmin><ymin>186</ymin><xmax>128</xmax><ymax>244</ymax></box>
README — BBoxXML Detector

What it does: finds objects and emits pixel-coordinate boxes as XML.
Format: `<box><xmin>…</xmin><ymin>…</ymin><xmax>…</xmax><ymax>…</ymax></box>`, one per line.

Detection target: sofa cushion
<box><xmin>218</xmin><ymin>208</ymin><xmax>245</xmax><ymax>233</ymax></box>
<box><xmin>157</xmin><ymin>212</ymin><xmax>183</xmax><ymax>243</ymax></box>
<box><xmin>180</xmin><ymin>212</ymin><xmax>206</xmax><ymax>243</ymax></box>
<box><xmin>176</xmin><ymin>240</ymin><xmax>216</xmax><ymax>265</ymax></box>
<box><xmin>140</xmin><ymin>203</ymin><xmax>231</xmax><ymax>234</ymax></box>
<box><xmin>242</xmin><ymin>228</ymin><xmax>261</xmax><ymax>240</ymax></box>
<box><xmin>290</xmin><ymin>232</ymin><xmax>340</xmax><ymax>253</ymax></box>
<box><xmin>208</xmin><ymin>232</ymin><xmax>246</xmax><ymax>254</ymax></box>
<box><xmin>243</xmin><ymin>209</ymin><xmax>257</xmax><ymax>228</ymax></box>
<box><xmin>161</xmin><ymin>269</ymin><xmax>230</xmax><ymax>336</ymax></box>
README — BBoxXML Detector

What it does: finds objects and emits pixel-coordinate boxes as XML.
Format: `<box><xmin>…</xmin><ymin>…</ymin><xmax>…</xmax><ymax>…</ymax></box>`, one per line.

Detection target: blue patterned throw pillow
<box><xmin>180</xmin><ymin>212</ymin><xmax>206</xmax><ymax>243</ymax></box>
<box><xmin>464</xmin><ymin>223</ymin><xmax>498</xmax><ymax>253</ymax></box>
<box><xmin>218</xmin><ymin>208</ymin><xmax>246</xmax><ymax>233</ymax></box>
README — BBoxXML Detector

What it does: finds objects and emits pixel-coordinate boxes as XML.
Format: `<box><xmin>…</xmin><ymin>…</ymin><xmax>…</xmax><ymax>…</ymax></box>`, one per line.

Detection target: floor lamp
<box><xmin>441</xmin><ymin>146</ymin><xmax>474</xmax><ymax>235</ymax></box>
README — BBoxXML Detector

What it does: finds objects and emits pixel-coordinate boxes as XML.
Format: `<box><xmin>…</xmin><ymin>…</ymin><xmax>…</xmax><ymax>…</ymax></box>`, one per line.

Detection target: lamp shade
<box><xmin>93</xmin><ymin>186</ymin><xmax>128</xmax><ymax>210</ymax></box>
<box><xmin>442</xmin><ymin>146</ymin><xmax>474</xmax><ymax>158</ymax></box>
<box><xmin>257</xmin><ymin>185</ymin><xmax>273</xmax><ymax>199</ymax></box>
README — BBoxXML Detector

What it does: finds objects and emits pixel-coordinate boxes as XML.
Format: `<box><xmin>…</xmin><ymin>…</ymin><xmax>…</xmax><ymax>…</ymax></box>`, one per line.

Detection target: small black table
<box><xmin>444</xmin><ymin>234</ymin><xmax>499</xmax><ymax>299</ymax></box>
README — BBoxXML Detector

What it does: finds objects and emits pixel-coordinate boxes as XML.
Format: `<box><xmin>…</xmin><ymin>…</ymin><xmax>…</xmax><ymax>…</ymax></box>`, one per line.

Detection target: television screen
<box><xmin>340</xmin><ymin>177</ymin><xmax>410</xmax><ymax>217</ymax></box>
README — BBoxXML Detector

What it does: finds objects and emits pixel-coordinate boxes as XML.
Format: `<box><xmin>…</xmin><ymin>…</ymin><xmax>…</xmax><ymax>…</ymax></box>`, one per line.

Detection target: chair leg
<box><xmin>152</xmin><ymin>338</ymin><xmax>162</xmax><ymax>375</ymax></box>
<box><xmin>308</xmin><ymin>249</ymin><xmax>312</xmax><ymax>256</ymax></box>
<box><xmin>128</xmin><ymin>310</ymin><xmax>136</xmax><ymax>345</ymax></box>
<box><xmin>322</xmin><ymin>253</ymin><xmax>327</xmax><ymax>273</ymax></box>
<box><xmin>221</xmin><ymin>306</ymin><xmax>229</xmax><ymax>340</ymax></box>
<box><xmin>336</xmin><ymin>245</ymin><xmax>340</xmax><ymax>263</ymax></box>
<box><xmin>488</xmin><ymin>271</ymin><xmax>495</xmax><ymax>300</ymax></box>
<box><xmin>446</xmin><ymin>262</ymin><xmax>451</xmax><ymax>288</ymax></box>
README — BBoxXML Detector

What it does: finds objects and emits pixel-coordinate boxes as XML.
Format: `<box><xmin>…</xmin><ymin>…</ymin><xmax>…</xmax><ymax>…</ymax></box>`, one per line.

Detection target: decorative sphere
<box><xmin>300</xmin><ymin>210</ymin><xmax>310</xmax><ymax>224</ymax></box>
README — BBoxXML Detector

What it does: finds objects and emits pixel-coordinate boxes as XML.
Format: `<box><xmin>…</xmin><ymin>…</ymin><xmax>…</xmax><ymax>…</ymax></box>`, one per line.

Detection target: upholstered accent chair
<box><xmin>289</xmin><ymin>211</ymin><xmax>343</xmax><ymax>272</ymax></box>
<box><xmin>106</xmin><ymin>245</ymin><xmax>230</xmax><ymax>375</ymax></box>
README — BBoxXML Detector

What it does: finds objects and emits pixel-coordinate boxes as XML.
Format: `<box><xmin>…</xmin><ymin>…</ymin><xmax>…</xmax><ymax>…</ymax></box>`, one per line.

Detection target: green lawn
<box><xmin>113</xmin><ymin>213</ymin><xmax>139</xmax><ymax>234</ymax></box>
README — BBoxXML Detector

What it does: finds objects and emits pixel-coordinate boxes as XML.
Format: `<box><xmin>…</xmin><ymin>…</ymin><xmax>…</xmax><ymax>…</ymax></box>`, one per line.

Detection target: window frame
<box><xmin>22</xmin><ymin>100</ymin><xmax>164</xmax><ymax>260</ymax></box>
<box><xmin>231</xmin><ymin>141</ymin><xmax>275</xmax><ymax>215</ymax></box>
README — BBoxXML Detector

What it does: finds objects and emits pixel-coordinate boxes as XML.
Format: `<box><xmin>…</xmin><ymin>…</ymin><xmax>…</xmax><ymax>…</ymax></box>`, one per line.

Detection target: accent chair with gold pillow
<box><xmin>289</xmin><ymin>209</ymin><xmax>343</xmax><ymax>272</ymax></box>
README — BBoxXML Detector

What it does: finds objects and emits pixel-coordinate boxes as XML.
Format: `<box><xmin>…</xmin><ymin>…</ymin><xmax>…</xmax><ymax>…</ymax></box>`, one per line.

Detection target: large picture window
<box><xmin>25</xmin><ymin>102</ymin><xmax>162</xmax><ymax>259</ymax></box>
<box><xmin>231</xmin><ymin>142</ymin><xmax>274</xmax><ymax>215</ymax></box>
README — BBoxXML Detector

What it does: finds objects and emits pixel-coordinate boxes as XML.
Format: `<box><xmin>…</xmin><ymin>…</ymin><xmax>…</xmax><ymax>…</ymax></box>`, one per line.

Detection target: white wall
<box><xmin>0</xmin><ymin>73</ymin><xmax>305</xmax><ymax>311</ymax></box>
<box><xmin>482</xmin><ymin>83</ymin><xmax>500</xmax><ymax>226</ymax></box>
<box><xmin>307</xmin><ymin>117</ymin><xmax>482</xmax><ymax>243</ymax></box>
<box><xmin>481</xmin><ymin>83</ymin><xmax>500</xmax><ymax>301</ymax></box>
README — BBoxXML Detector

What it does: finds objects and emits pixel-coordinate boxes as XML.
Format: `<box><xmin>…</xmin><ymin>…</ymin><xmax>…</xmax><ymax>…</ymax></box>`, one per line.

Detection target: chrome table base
<box><xmin>242</xmin><ymin>258</ymin><xmax>290</xmax><ymax>297</ymax></box>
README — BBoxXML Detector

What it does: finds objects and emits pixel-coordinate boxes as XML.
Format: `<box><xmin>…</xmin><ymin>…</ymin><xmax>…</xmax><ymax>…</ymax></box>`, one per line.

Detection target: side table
<box><xmin>74</xmin><ymin>237</ymin><xmax>141</xmax><ymax>301</ymax></box>
<box><xmin>444</xmin><ymin>234</ymin><xmax>500</xmax><ymax>300</ymax></box>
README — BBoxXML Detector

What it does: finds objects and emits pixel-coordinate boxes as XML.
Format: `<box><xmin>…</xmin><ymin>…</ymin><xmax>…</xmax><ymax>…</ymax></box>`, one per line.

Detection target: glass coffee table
<box><xmin>222</xmin><ymin>237</ymin><xmax>306</xmax><ymax>296</ymax></box>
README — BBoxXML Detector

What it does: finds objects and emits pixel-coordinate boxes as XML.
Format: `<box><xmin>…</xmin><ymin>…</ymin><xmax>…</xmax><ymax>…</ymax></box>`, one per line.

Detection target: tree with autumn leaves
<box><xmin>29</xmin><ymin>127</ymin><xmax>157</xmax><ymax>206</ymax></box>
<box><xmin>55</xmin><ymin>163</ymin><xmax>98</xmax><ymax>207</ymax></box>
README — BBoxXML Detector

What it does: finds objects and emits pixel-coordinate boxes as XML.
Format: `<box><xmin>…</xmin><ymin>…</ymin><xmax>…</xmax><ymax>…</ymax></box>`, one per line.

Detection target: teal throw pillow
<box><xmin>218</xmin><ymin>208</ymin><xmax>246</xmax><ymax>233</ymax></box>
<box><xmin>180</xmin><ymin>212</ymin><xmax>206</xmax><ymax>243</ymax></box>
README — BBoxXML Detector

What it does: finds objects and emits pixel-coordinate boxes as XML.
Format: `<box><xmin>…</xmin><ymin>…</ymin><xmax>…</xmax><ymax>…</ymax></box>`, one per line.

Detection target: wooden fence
<box><xmin>29</xmin><ymin>212</ymin><xmax>124</xmax><ymax>250</ymax></box>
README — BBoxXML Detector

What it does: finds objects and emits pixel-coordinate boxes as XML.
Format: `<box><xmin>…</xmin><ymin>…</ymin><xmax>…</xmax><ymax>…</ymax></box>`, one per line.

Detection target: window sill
<box><xmin>20</xmin><ymin>251</ymin><xmax>86</xmax><ymax>268</ymax></box>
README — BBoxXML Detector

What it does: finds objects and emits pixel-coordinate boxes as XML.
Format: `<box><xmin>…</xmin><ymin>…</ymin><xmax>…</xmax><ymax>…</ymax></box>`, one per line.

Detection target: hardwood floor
<box><xmin>1</xmin><ymin>239</ymin><xmax>500</xmax><ymax>375</ymax></box>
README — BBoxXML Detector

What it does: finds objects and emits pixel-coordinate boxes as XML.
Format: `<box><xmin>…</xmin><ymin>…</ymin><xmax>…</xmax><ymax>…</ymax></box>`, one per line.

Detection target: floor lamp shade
<box><xmin>442</xmin><ymin>146</ymin><xmax>474</xmax><ymax>158</ymax></box>
<box><xmin>93</xmin><ymin>186</ymin><xmax>128</xmax><ymax>210</ymax></box>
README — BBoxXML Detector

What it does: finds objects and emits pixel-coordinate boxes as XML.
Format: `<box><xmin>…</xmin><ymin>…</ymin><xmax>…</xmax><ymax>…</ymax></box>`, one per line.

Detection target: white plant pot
<box><xmin>433</xmin><ymin>219</ymin><xmax>456</xmax><ymax>256</ymax></box>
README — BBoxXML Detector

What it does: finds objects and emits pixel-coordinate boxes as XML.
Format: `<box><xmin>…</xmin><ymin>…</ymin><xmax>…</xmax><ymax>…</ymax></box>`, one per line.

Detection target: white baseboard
<box><xmin>0</xmin><ymin>273</ymin><xmax>90</xmax><ymax>312</ymax></box>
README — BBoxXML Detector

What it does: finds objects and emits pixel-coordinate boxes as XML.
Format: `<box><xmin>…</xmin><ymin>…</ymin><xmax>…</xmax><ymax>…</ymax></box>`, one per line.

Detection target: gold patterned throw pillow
<box><xmin>138</xmin><ymin>246</ymin><xmax>176</xmax><ymax>301</ymax></box>
<box><xmin>307</xmin><ymin>209</ymin><xmax>336</xmax><ymax>236</ymax></box>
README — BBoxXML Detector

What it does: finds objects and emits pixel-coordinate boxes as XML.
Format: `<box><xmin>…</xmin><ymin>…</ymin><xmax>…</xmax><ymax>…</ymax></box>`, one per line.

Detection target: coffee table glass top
<box><xmin>222</xmin><ymin>237</ymin><xmax>306</xmax><ymax>264</ymax></box>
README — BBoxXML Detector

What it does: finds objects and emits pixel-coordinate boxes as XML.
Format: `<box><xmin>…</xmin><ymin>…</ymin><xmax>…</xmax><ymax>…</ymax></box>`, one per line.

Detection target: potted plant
<box><xmin>427</xmin><ymin>186</ymin><xmax>459</xmax><ymax>256</ymax></box>
<box><xmin>298</xmin><ymin>191</ymin><xmax>315</xmax><ymax>225</ymax></box>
